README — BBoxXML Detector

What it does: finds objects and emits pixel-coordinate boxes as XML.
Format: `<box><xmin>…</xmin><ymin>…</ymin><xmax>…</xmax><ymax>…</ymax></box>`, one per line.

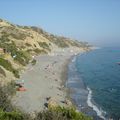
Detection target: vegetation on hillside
<box><xmin>38</xmin><ymin>42</ymin><xmax>51</xmax><ymax>51</ymax></box>
<box><xmin>0</xmin><ymin>36</ymin><xmax>31</xmax><ymax>66</ymax></box>
<box><xmin>0</xmin><ymin>82</ymin><xmax>16</xmax><ymax>111</ymax></box>
<box><xmin>31</xmin><ymin>59</ymin><xmax>37</xmax><ymax>65</ymax></box>
<box><xmin>0</xmin><ymin>83</ymin><xmax>31</xmax><ymax>120</ymax></box>
<box><xmin>1</xmin><ymin>26</ymin><xmax>28</xmax><ymax>40</ymax></box>
<box><xmin>25</xmin><ymin>43</ymin><xmax>32</xmax><ymax>47</ymax></box>
<box><xmin>30</xmin><ymin>26</ymin><xmax>91</xmax><ymax>48</ymax></box>
<box><xmin>0</xmin><ymin>58</ymin><xmax>19</xmax><ymax>78</ymax></box>
<box><xmin>34</xmin><ymin>48</ymin><xmax>47</xmax><ymax>54</ymax></box>
<box><xmin>50</xmin><ymin>38</ymin><xmax>69</xmax><ymax>48</ymax></box>
<box><xmin>13</xmin><ymin>51</ymin><xmax>31</xmax><ymax>66</ymax></box>
<box><xmin>35</xmin><ymin>106</ymin><xmax>92</xmax><ymax>120</ymax></box>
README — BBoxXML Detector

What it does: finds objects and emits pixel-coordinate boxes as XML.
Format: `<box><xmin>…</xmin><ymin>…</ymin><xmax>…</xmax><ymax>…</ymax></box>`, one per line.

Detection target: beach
<box><xmin>12</xmin><ymin>48</ymin><xmax>82</xmax><ymax>113</ymax></box>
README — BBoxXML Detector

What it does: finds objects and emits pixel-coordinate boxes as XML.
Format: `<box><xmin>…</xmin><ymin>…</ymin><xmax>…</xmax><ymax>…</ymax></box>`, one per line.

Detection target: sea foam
<box><xmin>87</xmin><ymin>87</ymin><xmax>106</xmax><ymax>120</ymax></box>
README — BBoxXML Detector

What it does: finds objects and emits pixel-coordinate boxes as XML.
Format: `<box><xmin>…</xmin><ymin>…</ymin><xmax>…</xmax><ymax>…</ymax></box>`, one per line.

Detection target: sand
<box><xmin>12</xmin><ymin>48</ymin><xmax>82</xmax><ymax>113</ymax></box>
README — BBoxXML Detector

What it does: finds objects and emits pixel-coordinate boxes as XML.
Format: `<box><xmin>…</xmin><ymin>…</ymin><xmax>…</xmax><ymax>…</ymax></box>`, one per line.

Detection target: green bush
<box><xmin>0</xmin><ymin>82</ymin><xmax>32</xmax><ymax>120</ymax></box>
<box><xmin>12</xmin><ymin>69</ymin><xmax>20</xmax><ymax>78</ymax></box>
<box><xmin>0</xmin><ymin>109</ymin><xmax>33</xmax><ymax>120</ymax></box>
<box><xmin>38</xmin><ymin>42</ymin><xmax>51</xmax><ymax>51</ymax></box>
<box><xmin>0</xmin><ymin>40</ymin><xmax>17</xmax><ymax>55</ymax></box>
<box><xmin>0</xmin><ymin>109</ymin><xmax>23</xmax><ymax>120</ymax></box>
<box><xmin>34</xmin><ymin>48</ymin><xmax>47</xmax><ymax>54</ymax></box>
<box><xmin>0</xmin><ymin>36</ymin><xmax>31</xmax><ymax>66</ymax></box>
<box><xmin>0</xmin><ymin>58</ymin><xmax>19</xmax><ymax>78</ymax></box>
<box><xmin>0</xmin><ymin>82</ymin><xmax>16</xmax><ymax>111</ymax></box>
<box><xmin>13</xmin><ymin>51</ymin><xmax>31</xmax><ymax>66</ymax></box>
<box><xmin>31</xmin><ymin>59</ymin><xmax>36</xmax><ymax>65</ymax></box>
<box><xmin>0</xmin><ymin>35</ymin><xmax>10</xmax><ymax>42</ymax></box>
<box><xmin>35</xmin><ymin>106</ymin><xmax>92</xmax><ymax>120</ymax></box>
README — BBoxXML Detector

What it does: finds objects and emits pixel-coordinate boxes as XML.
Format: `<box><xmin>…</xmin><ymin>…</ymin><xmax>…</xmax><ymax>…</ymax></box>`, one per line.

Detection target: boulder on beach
<box><xmin>64</xmin><ymin>99</ymin><xmax>72</xmax><ymax>106</ymax></box>
<box><xmin>48</xmin><ymin>97</ymin><xmax>58</xmax><ymax>108</ymax></box>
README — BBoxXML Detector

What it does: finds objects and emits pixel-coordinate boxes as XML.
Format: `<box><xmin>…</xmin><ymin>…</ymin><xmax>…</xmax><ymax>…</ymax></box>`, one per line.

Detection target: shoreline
<box><xmin>12</xmin><ymin>48</ymin><xmax>82</xmax><ymax>113</ymax></box>
<box><xmin>87</xmin><ymin>87</ymin><xmax>106</xmax><ymax>120</ymax></box>
<box><xmin>66</xmin><ymin>51</ymin><xmax>107</xmax><ymax>120</ymax></box>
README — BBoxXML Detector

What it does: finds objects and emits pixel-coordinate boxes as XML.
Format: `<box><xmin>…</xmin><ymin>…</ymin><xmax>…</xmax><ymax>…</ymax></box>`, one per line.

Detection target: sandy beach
<box><xmin>12</xmin><ymin>48</ymin><xmax>83</xmax><ymax>113</ymax></box>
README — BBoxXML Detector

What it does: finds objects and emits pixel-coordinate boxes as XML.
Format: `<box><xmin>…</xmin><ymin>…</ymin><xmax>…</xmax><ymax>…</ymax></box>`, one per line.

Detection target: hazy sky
<box><xmin>0</xmin><ymin>0</ymin><xmax>120</xmax><ymax>47</ymax></box>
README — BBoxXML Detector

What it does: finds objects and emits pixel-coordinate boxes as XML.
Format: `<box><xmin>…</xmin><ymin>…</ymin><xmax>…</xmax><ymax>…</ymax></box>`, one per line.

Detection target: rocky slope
<box><xmin>0</xmin><ymin>18</ymin><xmax>91</xmax><ymax>84</ymax></box>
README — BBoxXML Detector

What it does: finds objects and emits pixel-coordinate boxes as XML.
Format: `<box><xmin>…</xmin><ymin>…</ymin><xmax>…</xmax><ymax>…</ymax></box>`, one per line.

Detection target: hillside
<box><xmin>0</xmin><ymin>18</ymin><xmax>91</xmax><ymax>84</ymax></box>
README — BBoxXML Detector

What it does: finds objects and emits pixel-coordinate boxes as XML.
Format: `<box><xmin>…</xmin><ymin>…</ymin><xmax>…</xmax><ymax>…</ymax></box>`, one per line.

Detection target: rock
<box><xmin>48</xmin><ymin>97</ymin><xmax>58</xmax><ymax>108</ymax></box>
<box><xmin>64</xmin><ymin>99</ymin><xmax>72</xmax><ymax>106</ymax></box>
<box><xmin>46</xmin><ymin>96</ymin><xmax>51</xmax><ymax>101</ymax></box>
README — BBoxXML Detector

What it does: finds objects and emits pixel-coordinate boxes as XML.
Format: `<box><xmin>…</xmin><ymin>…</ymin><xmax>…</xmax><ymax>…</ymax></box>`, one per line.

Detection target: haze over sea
<box><xmin>67</xmin><ymin>46</ymin><xmax>120</xmax><ymax>120</ymax></box>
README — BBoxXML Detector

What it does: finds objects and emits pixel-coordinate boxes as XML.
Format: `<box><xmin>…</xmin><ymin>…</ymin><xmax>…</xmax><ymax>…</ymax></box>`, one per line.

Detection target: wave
<box><xmin>87</xmin><ymin>87</ymin><xmax>106</xmax><ymax>120</ymax></box>
<box><xmin>72</xmin><ymin>56</ymin><xmax>77</xmax><ymax>63</ymax></box>
<box><xmin>68</xmin><ymin>80</ymin><xmax>77</xmax><ymax>84</ymax></box>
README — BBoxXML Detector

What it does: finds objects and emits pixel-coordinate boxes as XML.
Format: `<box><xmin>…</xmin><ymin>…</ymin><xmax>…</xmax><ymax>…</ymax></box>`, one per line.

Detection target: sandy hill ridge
<box><xmin>0</xmin><ymin>18</ymin><xmax>91</xmax><ymax>84</ymax></box>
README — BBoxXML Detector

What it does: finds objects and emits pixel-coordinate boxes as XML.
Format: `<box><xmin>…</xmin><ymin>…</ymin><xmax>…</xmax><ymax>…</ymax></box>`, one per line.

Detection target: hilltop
<box><xmin>0</xmin><ymin>18</ymin><xmax>91</xmax><ymax>84</ymax></box>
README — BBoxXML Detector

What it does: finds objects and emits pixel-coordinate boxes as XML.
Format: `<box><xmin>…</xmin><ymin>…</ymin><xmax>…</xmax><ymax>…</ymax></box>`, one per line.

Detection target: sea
<box><xmin>67</xmin><ymin>47</ymin><xmax>120</xmax><ymax>120</ymax></box>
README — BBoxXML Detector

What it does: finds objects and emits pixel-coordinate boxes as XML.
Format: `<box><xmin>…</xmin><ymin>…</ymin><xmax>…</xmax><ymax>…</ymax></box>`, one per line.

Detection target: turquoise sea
<box><xmin>67</xmin><ymin>47</ymin><xmax>120</xmax><ymax>120</ymax></box>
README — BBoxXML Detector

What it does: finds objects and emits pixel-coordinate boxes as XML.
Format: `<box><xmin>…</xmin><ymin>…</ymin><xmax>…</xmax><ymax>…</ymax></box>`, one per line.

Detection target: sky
<box><xmin>0</xmin><ymin>0</ymin><xmax>120</xmax><ymax>47</ymax></box>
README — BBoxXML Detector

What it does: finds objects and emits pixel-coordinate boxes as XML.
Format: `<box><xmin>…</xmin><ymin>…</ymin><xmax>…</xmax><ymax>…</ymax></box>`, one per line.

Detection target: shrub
<box><xmin>31</xmin><ymin>59</ymin><xmax>36</xmax><ymax>65</ymax></box>
<box><xmin>25</xmin><ymin>43</ymin><xmax>32</xmax><ymax>47</ymax></box>
<box><xmin>12</xmin><ymin>69</ymin><xmax>20</xmax><ymax>78</ymax></box>
<box><xmin>35</xmin><ymin>106</ymin><xmax>92</xmax><ymax>120</ymax></box>
<box><xmin>34</xmin><ymin>48</ymin><xmax>47</xmax><ymax>54</ymax></box>
<box><xmin>0</xmin><ymin>36</ymin><xmax>31</xmax><ymax>66</ymax></box>
<box><xmin>0</xmin><ymin>35</ymin><xmax>10</xmax><ymax>42</ymax></box>
<box><xmin>0</xmin><ymin>109</ymin><xmax>23</xmax><ymax>120</ymax></box>
<box><xmin>0</xmin><ymin>109</ymin><xmax>33</xmax><ymax>120</ymax></box>
<box><xmin>13</xmin><ymin>51</ymin><xmax>31</xmax><ymax>66</ymax></box>
<box><xmin>0</xmin><ymin>83</ymin><xmax>32</xmax><ymax>120</ymax></box>
<box><xmin>0</xmin><ymin>40</ymin><xmax>17</xmax><ymax>55</ymax></box>
<box><xmin>26</xmin><ymin>49</ymin><xmax>33</xmax><ymax>54</ymax></box>
<box><xmin>0</xmin><ymin>82</ymin><xmax>16</xmax><ymax>111</ymax></box>
<box><xmin>0</xmin><ymin>58</ymin><xmax>19</xmax><ymax>78</ymax></box>
<box><xmin>38</xmin><ymin>42</ymin><xmax>51</xmax><ymax>51</ymax></box>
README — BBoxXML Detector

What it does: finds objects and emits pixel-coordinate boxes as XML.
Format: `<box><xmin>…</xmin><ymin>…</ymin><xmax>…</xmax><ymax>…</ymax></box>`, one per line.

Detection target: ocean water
<box><xmin>67</xmin><ymin>47</ymin><xmax>120</xmax><ymax>120</ymax></box>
